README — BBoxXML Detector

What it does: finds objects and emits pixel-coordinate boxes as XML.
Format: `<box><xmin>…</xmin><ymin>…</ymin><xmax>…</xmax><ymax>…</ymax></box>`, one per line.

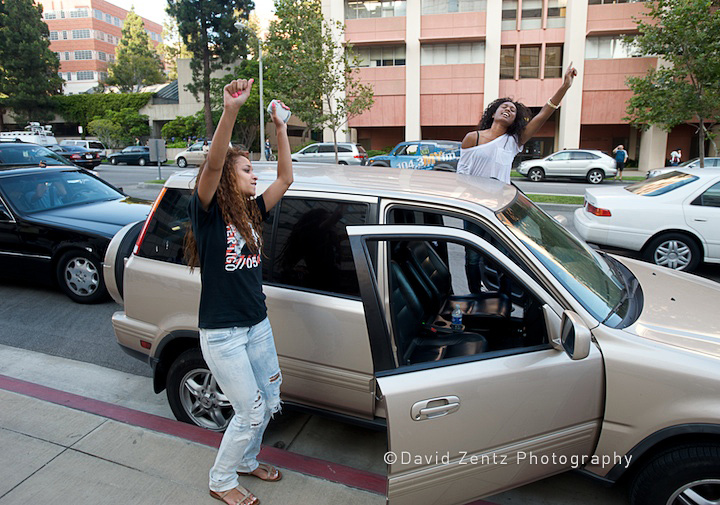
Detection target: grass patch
<box><xmin>145</xmin><ymin>179</ymin><xmax>166</xmax><ymax>184</ymax></box>
<box><xmin>526</xmin><ymin>193</ymin><xmax>584</xmax><ymax>205</ymax></box>
<box><xmin>620</xmin><ymin>175</ymin><xmax>645</xmax><ymax>181</ymax></box>
<box><xmin>510</xmin><ymin>170</ymin><xmax>522</xmax><ymax>178</ymax></box>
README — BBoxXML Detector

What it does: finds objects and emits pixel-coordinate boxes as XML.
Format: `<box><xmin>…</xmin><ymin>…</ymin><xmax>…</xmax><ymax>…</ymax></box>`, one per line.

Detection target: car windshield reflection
<box><xmin>626</xmin><ymin>172</ymin><xmax>699</xmax><ymax>196</ymax></box>
<box><xmin>497</xmin><ymin>192</ymin><xmax>629</xmax><ymax>326</ymax></box>
<box><xmin>0</xmin><ymin>170</ymin><xmax>122</xmax><ymax>214</ymax></box>
<box><xmin>0</xmin><ymin>144</ymin><xmax>69</xmax><ymax>166</ymax></box>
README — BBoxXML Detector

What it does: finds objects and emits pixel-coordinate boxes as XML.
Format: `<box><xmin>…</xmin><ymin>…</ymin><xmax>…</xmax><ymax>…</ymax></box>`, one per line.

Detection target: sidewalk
<box><xmin>0</xmin><ymin>375</ymin><xmax>386</xmax><ymax>505</ymax></box>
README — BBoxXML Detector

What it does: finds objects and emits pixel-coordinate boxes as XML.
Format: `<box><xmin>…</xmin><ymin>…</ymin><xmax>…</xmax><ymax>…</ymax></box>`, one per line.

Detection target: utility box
<box><xmin>148</xmin><ymin>139</ymin><xmax>167</xmax><ymax>163</ymax></box>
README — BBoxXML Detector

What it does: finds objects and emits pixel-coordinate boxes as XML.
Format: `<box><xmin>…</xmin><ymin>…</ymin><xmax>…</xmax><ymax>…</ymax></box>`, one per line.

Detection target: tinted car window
<box><xmin>318</xmin><ymin>145</ymin><xmax>335</xmax><ymax>153</ymax></box>
<box><xmin>694</xmin><ymin>181</ymin><xmax>720</xmax><ymax>208</ymax></box>
<box><xmin>89</xmin><ymin>142</ymin><xmax>104</xmax><ymax>150</ymax></box>
<box><xmin>338</xmin><ymin>145</ymin><xmax>352</xmax><ymax>153</ymax></box>
<box><xmin>268</xmin><ymin>198</ymin><xmax>368</xmax><ymax>296</ymax></box>
<box><xmin>551</xmin><ymin>152</ymin><xmax>571</xmax><ymax>161</ymax></box>
<box><xmin>137</xmin><ymin>188</ymin><xmax>192</xmax><ymax>264</ymax></box>
<box><xmin>301</xmin><ymin>145</ymin><xmax>318</xmax><ymax>154</ymax></box>
<box><xmin>625</xmin><ymin>172</ymin><xmax>699</xmax><ymax>196</ymax></box>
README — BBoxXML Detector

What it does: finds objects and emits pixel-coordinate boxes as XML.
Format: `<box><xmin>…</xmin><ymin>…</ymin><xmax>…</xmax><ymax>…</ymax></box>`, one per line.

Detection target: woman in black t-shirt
<box><xmin>185</xmin><ymin>78</ymin><xmax>293</xmax><ymax>505</ymax></box>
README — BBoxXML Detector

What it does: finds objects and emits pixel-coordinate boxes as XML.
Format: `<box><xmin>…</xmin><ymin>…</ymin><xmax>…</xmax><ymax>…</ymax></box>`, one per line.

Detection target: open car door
<box><xmin>348</xmin><ymin>224</ymin><xmax>605</xmax><ymax>505</ymax></box>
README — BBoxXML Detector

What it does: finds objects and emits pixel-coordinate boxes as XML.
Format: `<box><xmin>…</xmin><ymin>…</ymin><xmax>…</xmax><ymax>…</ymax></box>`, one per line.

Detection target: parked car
<box><xmin>108</xmin><ymin>146</ymin><xmax>151</xmax><ymax>166</ymax></box>
<box><xmin>175</xmin><ymin>141</ymin><xmax>211</xmax><ymax>168</ymax></box>
<box><xmin>291</xmin><ymin>142</ymin><xmax>367</xmax><ymax>165</ymax></box>
<box><xmin>60</xmin><ymin>139</ymin><xmax>108</xmax><ymax>158</ymax></box>
<box><xmin>646</xmin><ymin>157</ymin><xmax>720</xmax><ymax>178</ymax></box>
<box><xmin>517</xmin><ymin>149</ymin><xmax>617</xmax><ymax>184</ymax></box>
<box><xmin>0</xmin><ymin>141</ymin><xmax>70</xmax><ymax>169</ymax></box>
<box><xmin>574</xmin><ymin>169</ymin><xmax>720</xmax><ymax>272</ymax></box>
<box><xmin>365</xmin><ymin>140</ymin><xmax>460</xmax><ymax>171</ymax></box>
<box><xmin>106</xmin><ymin>163</ymin><xmax>720</xmax><ymax>505</ymax></box>
<box><xmin>0</xmin><ymin>166</ymin><xmax>151</xmax><ymax>302</ymax></box>
<box><xmin>48</xmin><ymin>144</ymin><xmax>102</xmax><ymax>169</ymax></box>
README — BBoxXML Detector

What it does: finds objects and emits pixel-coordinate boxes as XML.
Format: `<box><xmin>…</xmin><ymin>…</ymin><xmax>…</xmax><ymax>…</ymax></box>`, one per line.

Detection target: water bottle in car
<box><xmin>451</xmin><ymin>305</ymin><xmax>463</xmax><ymax>332</ymax></box>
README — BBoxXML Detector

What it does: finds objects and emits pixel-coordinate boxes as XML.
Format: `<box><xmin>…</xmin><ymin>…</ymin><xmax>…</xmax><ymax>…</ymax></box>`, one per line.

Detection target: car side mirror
<box><xmin>560</xmin><ymin>311</ymin><xmax>591</xmax><ymax>360</ymax></box>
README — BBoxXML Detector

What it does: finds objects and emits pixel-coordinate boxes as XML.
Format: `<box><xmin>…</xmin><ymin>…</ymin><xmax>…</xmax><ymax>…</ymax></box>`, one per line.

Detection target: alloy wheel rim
<box><xmin>64</xmin><ymin>257</ymin><xmax>99</xmax><ymax>296</ymax></box>
<box><xmin>667</xmin><ymin>478</ymin><xmax>720</xmax><ymax>505</ymax></box>
<box><xmin>179</xmin><ymin>368</ymin><xmax>232</xmax><ymax>431</ymax></box>
<box><xmin>589</xmin><ymin>171</ymin><xmax>602</xmax><ymax>183</ymax></box>
<box><xmin>654</xmin><ymin>240</ymin><xmax>692</xmax><ymax>269</ymax></box>
<box><xmin>530</xmin><ymin>170</ymin><xmax>542</xmax><ymax>181</ymax></box>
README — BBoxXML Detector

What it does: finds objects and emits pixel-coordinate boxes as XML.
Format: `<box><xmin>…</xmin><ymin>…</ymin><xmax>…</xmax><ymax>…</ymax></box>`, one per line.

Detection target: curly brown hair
<box><xmin>478</xmin><ymin>97</ymin><xmax>533</xmax><ymax>144</ymax></box>
<box><xmin>184</xmin><ymin>147</ymin><xmax>263</xmax><ymax>270</ymax></box>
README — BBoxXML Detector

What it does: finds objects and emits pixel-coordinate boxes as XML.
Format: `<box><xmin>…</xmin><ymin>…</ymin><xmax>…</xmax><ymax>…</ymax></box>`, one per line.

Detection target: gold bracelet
<box><xmin>547</xmin><ymin>99</ymin><xmax>560</xmax><ymax>110</ymax></box>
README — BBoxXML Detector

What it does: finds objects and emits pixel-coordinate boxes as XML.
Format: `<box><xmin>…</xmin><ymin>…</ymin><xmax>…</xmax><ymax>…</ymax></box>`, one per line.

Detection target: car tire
<box><xmin>138</xmin><ymin>157</ymin><xmax>147</xmax><ymax>166</ymax></box>
<box><xmin>643</xmin><ymin>232</ymin><xmax>701</xmax><ymax>272</ymax></box>
<box><xmin>176</xmin><ymin>157</ymin><xmax>187</xmax><ymax>168</ymax></box>
<box><xmin>629</xmin><ymin>444</ymin><xmax>720</xmax><ymax>505</ymax></box>
<box><xmin>587</xmin><ymin>168</ymin><xmax>604</xmax><ymax>184</ymax></box>
<box><xmin>338</xmin><ymin>161</ymin><xmax>348</xmax><ymax>165</ymax></box>
<box><xmin>528</xmin><ymin>167</ymin><xmax>545</xmax><ymax>182</ymax></box>
<box><xmin>56</xmin><ymin>249</ymin><xmax>107</xmax><ymax>304</ymax></box>
<box><xmin>372</xmin><ymin>162</ymin><xmax>389</xmax><ymax>167</ymax></box>
<box><xmin>110</xmin><ymin>157</ymin><xmax>118</xmax><ymax>165</ymax></box>
<box><xmin>166</xmin><ymin>349</ymin><xmax>233</xmax><ymax>432</ymax></box>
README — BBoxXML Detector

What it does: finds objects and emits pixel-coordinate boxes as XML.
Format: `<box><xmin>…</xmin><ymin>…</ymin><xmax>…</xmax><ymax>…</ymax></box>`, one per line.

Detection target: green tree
<box><xmin>99</xmin><ymin>107</ymin><xmax>150</xmax><ymax>145</ymax></box>
<box><xmin>87</xmin><ymin>118</ymin><xmax>123</xmax><ymax>148</ymax></box>
<box><xmin>161</xmin><ymin>111</ymin><xmax>205</xmax><ymax>140</ymax></box>
<box><xmin>157</xmin><ymin>17</ymin><xmax>192</xmax><ymax>81</ymax></box>
<box><xmin>266</xmin><ymin>0</ymin><xmax>374</xmax><ymax>161</ymax></box>
<box><xmin>0</xmin><ymin>0</ymin><xmax>62</xmax><ymax>126</ymax></box>
<box><xmin>52</xmin><ymin>93</ymin><xmax>152</xmax><ymax>138</ymax></box>
<box><xmin>106</xmin><ymin>8</ymin><xmax>166</xmax><ymax>92</ymax></box>
<box><xmin>166</xmin><ymin>0</ymin><xmax>254</xmax><ymax>137</ymax></box>
<box><xmin>625</xmin><ymin>0</ymin><xmax>720</xmax><ymax>166</ymax></box>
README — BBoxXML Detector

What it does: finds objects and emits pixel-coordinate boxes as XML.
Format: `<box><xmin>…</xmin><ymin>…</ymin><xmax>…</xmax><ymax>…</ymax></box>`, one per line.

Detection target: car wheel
<box><xmin>291</xmin><ymin>159</ymin><xmax>298</xmax><ymax>163</ymax></box>
<box><xmin>528</xmin><ymin>167</ymin><xmax>544</xmax><ymax>182</ymax></box>
<box><xmin>138</xmin><ymin>157</ymin><xmax>147</xmax><ymax>166</ymax></box>
<box><xmin>372</xmin><ymin>162</ymin><xmax>389</xmax><ymax>167</ymax></box>
<box><xmin>177</xmin><ymin>157</ymin><xmax>187</xmax><ymax>168</ymax></box>
<box><xmin>338</xmin><ymin>161</ymin><xmax>348</xmax><ymax>165</ymax></box>
<box><xmin>56</xmin><ymin>250</ymin><xmax>107</xmax><ymax>304</ymax></box>
<box><xmin>110</xmin><ymin>157</ymin><xmax>118</xmax><ymax>165</ymax></box>
<box><xmin>643</xmin><ymin>232</ymin><xmax>701</xmax><ymax>271</ymax></box>
<box><xmin>629</xmin><ymin>444</ymin><xmax>720</xmax><ymax>505</ymax></box>
<box><xmin>166</xmin><ymin>349</ymin><xmax>233</xmax><ymax>432</ymax></box>
<box><xmin>587</xmin><ymin>168</ymin><xmax>604</xmax><ymax>184</ymax></box>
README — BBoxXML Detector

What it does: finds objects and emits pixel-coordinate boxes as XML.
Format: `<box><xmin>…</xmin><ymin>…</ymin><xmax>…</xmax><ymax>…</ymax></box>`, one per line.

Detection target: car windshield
<box><xmin>497</xmin><ymin>192</ymin><xmax>629</xmax><ymax>326</ymax></box>
<box><xmin>0</xmin><ymin>144</ymin><xmax>69</xmax><ymax>167</ymax></box>
<box><xmin>625</xmin><ymin>171</ymin><xmax>699</xmax><ymax>196</ymax></box>
<box><xmin>0</xmin><ymin>170</ymin><xmax>122</xmax><ymax>214</ymax></box>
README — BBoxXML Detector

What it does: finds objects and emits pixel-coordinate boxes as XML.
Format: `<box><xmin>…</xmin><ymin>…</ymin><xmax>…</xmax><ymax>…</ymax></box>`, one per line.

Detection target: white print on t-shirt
<box><xmin>225</xmin><ymin>224</ymin><xmax>261</xmax><ymax>272</ymax></box>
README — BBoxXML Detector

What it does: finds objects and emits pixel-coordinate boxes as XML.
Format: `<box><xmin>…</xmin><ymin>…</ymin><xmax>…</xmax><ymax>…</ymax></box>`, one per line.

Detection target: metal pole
<box><xmin>259</xmin><ymin>39</ymin><xmax>266</xmax><ymax>162</ymax></box>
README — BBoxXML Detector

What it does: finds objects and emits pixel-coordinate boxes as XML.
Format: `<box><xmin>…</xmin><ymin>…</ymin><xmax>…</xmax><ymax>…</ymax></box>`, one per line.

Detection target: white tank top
<box><xmin>456</xmin><ymin>133</ymin><xmax>523</xmax><ymax>184</ymax></box>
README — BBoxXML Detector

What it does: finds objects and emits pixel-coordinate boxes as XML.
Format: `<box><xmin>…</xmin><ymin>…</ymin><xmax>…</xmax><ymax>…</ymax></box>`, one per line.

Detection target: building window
<box><xmin>345</xmin><ymin>1</ymin><xmax>407</xmax><ymax>19</ymax></box>
<box><xmin>72</xmin><ymin>29</ymin><xmax>91</xmax><ymax>39</ymax></box>
<box><xmin>547</xmin><ymin>0</ymin><xmax>567</xmax><ymax>28</ymax></box>
<box><xmin>64</xmin><ymin>51</ymin><xmax>70</xmax><ymax>60</ymax></box>
<box><xmin>500</xmin><ymin>46</ymin><xmax>516</xmax><ymax>79</ymax></box>
<box><xmin>544</xmin><ymin>45</ymin><xmax>563</xmax><ymax>77</ymax></box>
<box><xmin>66</xmin><ymin>72</ymin><xmax>72</xmax><ymax>81</ymax></box>
<box><xmin>69</xmin><ymin>9</ymin><xmax>89</xmax><ymax>18</ymax></box>
<box><xmin>98</xmin><ymin>51</ymin><xmax>107</xmax><ymax>61</ymax></box>
<box><xmin>105</xmin><ymin>13</ymin><xmax>112</xmax><ymax>23</ymax></box>
<box><xmin>44</xmin><ymin>11</ymin><xmax>57</xmax><ymax>19</ymax></box>
<box><xmin>519</xmin><ymin>46</ymin><xmax>541</xmax><ymax>78</ymax></box>
<box><xmin>108</xmin><ymin>54</ymin><xmax>115</xmax><ymax>63</ymax></box>
<box><xmin>421</xmin><ymin>0</ymin><xmax>486</xmax><ymax>14</ymax></box>
<box><xmin>113</xmin><ymin>16</ymin><xmax>121</xmax><ymax>27</ymax></box>
<box><xmin>585</xmin><ymin>35</ymin><xmax>639</xmax><ymax>59</ymax></box>
<box><xmin>521</xmin><ymin>0</ymin><xmax>542</xmax><ymax>29</ymax></box>
<box><xmin>77</xmin><ymin>71</ymin><xmax>95</xmax><ymax>80</ymax></box>
<box><xmin>60</xmin><ymin>10</ymin><xmax>65</xmax><ymax>18</ymax></box>
<box><xmin>354</xmin><ymin>45</ymin><xmax>406</xmax><ymax>66</ymax></box>
<box><xmin>75</xmin><ymin>50</ymin><xmax>93</xmax><ymax>60</ymax></box>
<box><xmin>501</xmin><ymin>0</ymin><xmax>517</xmax><ymax>30</ymax></box>
<box><xmin>421</xmin><ymin>42</ymin><xmax>485</xmax><ymax>65</ymax></box>
<box><xmin>94</xmin><ymin>9</ymin><xmax>103</xmax><ymax>20</ymax></box>
<box><xmin>99</xmin><ymin>71</ymin><xmax>108</xmax><ymax>81</ymax></box>
<box><xmin>588</xmin><ymin>0</ymin><xmax>642</xmax><ymax>4</ymax></box>
<box><xmin>62</xmin><ymin>31</ymin><xmax>68</xmax><ymax>40</ymax></box>
<box><xmin>96</xmin><ymin>31</ymin><xmax>105</xmax><ymax>41</ymax></box>
<box><xmin>49</xmin><ymin>31</ymin><xmax>59</xmax><ymax>40</ymax></box>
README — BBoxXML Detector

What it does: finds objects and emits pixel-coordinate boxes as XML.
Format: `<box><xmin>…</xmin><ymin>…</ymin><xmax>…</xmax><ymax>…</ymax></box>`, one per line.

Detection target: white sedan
<box><xmin>574</xmin><ymin>169</ymin><xmax>720</xmax><ymax>271</ymax></box>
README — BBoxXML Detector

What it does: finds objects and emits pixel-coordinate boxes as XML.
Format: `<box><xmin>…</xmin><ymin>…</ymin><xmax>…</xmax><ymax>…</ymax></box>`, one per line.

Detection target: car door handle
<box><xmin>411</xmin><ymin>396</ymin><xmax>460</xmax><ymax>421</ymax></box>
<box><xmin>693</xmin><ymin>218</ymin><xmax>707</xmax><ymax>222</ymax></box>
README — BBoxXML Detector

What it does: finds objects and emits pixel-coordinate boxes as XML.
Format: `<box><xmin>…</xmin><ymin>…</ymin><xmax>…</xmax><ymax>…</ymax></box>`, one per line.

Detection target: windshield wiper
<box><xmin>600</xmin><ymin>254</ymin><xmax>638</xmax><ymax>325</ymax></box>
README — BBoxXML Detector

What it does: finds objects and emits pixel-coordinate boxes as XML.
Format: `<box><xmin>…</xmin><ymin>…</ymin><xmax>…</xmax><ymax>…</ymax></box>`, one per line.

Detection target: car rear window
<box><xmin>89</xmin><ymin>142</ymin><xmax>104</xmax><ymax>149</ymax></box>
<box><xmin>136</xmin><ymin>188</ymin><xmax>191</xmax><ymax>264</ymax></box>
<box><xmin>357</xmin><ymin>145</ymin><xmax>367</xmax><ymax>154</ymax></box>
<box><xmin>625</xmin><ymin>171</ymin><xmax>699</xmax><ymax>196</ymax></box>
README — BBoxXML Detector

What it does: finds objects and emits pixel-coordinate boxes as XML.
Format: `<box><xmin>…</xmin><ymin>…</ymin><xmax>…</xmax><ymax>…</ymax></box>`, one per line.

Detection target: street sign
<box><xmin>148</xmin><ymin>138</ymin><xmax>167</xmax><ymax>162</ymax></box>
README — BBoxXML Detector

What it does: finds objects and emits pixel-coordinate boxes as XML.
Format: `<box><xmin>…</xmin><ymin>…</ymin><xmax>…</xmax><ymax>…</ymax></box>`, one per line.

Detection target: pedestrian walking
<box><xmin>184</xmin><ymin>78</ymin><xmax>293</xmax><ymax>505</ymax></box>
<box><xmin>457</xmin><ymin>64</ymin><xmax>577</xmax><ymax>184</ymax></box>
<box><xmin>264</xmin><ymin>138</ymin><xmax>271</xmax><ymax>161</ymax></box>
<box><xmin>613</xmin><ymin>144</ymin><xmax>628</xmax><ymax>181</ymax></box>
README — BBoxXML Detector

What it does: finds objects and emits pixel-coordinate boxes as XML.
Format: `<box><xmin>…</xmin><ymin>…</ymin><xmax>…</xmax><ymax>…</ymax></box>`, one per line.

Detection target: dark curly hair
<box><xmin>478</xmin><ymin>97</ymin><xmax>533</xmax><ymax>144</ymax></box>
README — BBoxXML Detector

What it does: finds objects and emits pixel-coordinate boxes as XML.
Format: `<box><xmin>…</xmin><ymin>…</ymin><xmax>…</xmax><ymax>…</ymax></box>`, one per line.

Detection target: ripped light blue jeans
<box><xmin>199</xmin><ymin>317</ymin><xmax>282</xmax><ymax>492</ymax></box>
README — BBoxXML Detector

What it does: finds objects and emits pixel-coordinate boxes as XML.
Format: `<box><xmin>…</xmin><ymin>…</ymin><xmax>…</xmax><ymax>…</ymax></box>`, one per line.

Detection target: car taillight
<box><xmin>71</xmin><ymin>154</ymin><xmax>81</xmax><ymax>159</ymax></box>
<box><xmin>586</xmin><ymin>202</ymin><xmax>612</xmax><ymax>217</ymax></box>
<box><xmin>354</xmin><ymin>154</ymin><xmax>365</xmax><ymax>158</ymax></box>
<box><xmin>133</xmin><ymin>187</ymin><xmax>166</xmax><ymax>255</ymax></box>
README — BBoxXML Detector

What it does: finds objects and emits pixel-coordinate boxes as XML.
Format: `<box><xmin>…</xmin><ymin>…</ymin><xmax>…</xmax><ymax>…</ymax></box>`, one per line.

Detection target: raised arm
<box><xmin>260</xmin><ymin>102</ymin><xmax>294</xmax><ymax>211</ymax></box>
<box><xmin>520</xmin><ymin>64</ymin><xmax>577</xmax><ymax>146</ymax></box>
<box><xmin>196</xmin><ymin>79</ymin><xmax>254</xmax><ymax>210</ymax></box>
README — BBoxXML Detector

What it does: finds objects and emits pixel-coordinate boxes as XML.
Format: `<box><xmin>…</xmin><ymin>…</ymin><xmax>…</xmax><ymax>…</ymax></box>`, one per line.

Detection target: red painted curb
<box><xmin>0</xmin><ymin>374</ymin><xmax>385</xmax><ymax>494</ymax></box>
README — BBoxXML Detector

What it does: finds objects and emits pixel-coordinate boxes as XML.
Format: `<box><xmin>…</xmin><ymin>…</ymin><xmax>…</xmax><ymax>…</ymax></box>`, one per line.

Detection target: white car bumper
<box><xmin>574</xmin><ymin>207</ymin><xmax>649</xmax><ymax>251</ymax></box>
<box><xmin>573</xmin><ymin>207</ymin><xmax>609</xmax><ymax>244</ymax></box>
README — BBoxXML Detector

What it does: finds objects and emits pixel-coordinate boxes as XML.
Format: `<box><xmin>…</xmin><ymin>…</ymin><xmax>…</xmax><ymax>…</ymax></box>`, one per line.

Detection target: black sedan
<box><xmin>108</xmin><ymin>146</ymin><xmax>151</xmax><ymax>166</ymax></box>
<box><xmin>0</xmin><ymin>166</ymin><xmax>151</xmax><ymax>303</ymax></box>
<box><xmin>48</xmin><ymin>144</ymin><xmax>102</xmax><ymax>169</ymax></box>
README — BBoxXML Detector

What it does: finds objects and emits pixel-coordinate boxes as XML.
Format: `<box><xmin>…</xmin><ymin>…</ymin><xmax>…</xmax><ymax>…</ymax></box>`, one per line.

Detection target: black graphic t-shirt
<box><xmin>189</xmin><ymin>192</ymin><xmax>269</xmax><ymax>329</ymax></box>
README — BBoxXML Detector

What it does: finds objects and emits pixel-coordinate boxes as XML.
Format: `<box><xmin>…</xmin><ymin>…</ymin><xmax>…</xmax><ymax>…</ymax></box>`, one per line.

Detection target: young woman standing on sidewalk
<box><xmin>185</xmin><ymin>78</ymin><xmax>293</xmax><ymax>505</ymax></box>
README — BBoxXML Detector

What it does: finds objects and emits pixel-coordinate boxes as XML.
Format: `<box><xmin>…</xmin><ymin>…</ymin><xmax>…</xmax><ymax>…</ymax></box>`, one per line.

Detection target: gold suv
<box><xmin>104</xmin><ymin>164</ymin><xmax>720</xmax><ymax>505</ymax></box>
